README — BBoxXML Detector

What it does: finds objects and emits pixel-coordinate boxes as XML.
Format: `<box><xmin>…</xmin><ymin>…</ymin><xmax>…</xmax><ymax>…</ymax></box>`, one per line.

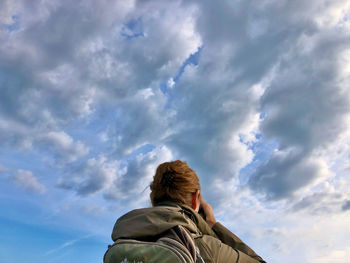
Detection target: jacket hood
<box><xmin>111</xmin><ymin>202</ymin><xmax>215</xmax><ymax>241</ymax></box>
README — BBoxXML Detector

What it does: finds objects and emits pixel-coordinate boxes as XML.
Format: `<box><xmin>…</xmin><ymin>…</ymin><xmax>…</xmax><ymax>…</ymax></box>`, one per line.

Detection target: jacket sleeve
<box><xmin>212</xmin><ymin>222</ymin><xmax>266</xmax><ymax>263</ymax></box>
<box><xmin>197</xmin><ymin>235</ymin><xmax>262</xmax><ymax>263</ymax></box>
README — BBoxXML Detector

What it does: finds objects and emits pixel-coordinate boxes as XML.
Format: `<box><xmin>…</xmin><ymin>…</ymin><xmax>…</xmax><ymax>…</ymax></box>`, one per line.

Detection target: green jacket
<box><xmin>110</xmin><ymin>202</ymin><xmax>266</xmax><ymax>263</ymax></box>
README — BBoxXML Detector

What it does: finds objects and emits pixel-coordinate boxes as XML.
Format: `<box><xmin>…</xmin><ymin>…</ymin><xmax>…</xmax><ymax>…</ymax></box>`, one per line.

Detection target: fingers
<box><xmin>200</xmin><ymin>199</ymin><xmax>217</xmax><ymax>228</ymax></box>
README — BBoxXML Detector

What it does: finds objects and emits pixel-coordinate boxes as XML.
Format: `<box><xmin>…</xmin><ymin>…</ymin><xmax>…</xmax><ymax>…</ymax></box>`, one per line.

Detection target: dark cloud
<box><xmin>342</xmin><ymin>200</ymin><xmax>350</xmax><ymax>211</ymax></box>
<box><xmin>107</xmin><ymin>88</ymin><xmax>170</xmax><ymax>157</ymax></box>
<box><xmin>104</xmin><ymin>146</ymin><xmax>172</xmax><ymax>201</ymax></box>
<box><xmin>162</xmin><ymin>1</ymin><xmax>297</xmax><ymax>183</ymax></box>
<box><xmin>164</xmin><ymin>1</ymin><xmax>275</xmax><ymax>182</ymax></box>
<box><xmin>1</xmin><ymin>2</ymin><xmax>350</xmax><ymax>262</ymax></box>
<box><xmin>1</xmin><ymin>0</ymin><xmax>350</xmax><ymax>205</ymax></box>
<box><xmin>0</xmin><ymin>0</ymin><xmax>200</xmax><ymax>164</ymax></box>
<box><xmin>246</xmin><ymin>1</ymin><xmax>350</xmax><ymax>199</ymax></box>
<box><xmin>292</xmin><ymin>191</ymin><xmax>346</xmax><ymax>214</ymax></box>
<box><xmin>57</xmin><ymin>156</ymin><xmax>119</xmax><ymax>196</ymax></box>
<box><xmin>249</xmin><ymin>150</ymin><xmax>324</xmax><ymax>199</ymax></box>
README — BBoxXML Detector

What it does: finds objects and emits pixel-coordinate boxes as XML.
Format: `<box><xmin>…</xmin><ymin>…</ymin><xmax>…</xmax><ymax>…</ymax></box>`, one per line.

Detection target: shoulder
<box><xmin>179</xmin><ymin>204</ymin><xmax>218</xmax><ymax>237</ymax></box>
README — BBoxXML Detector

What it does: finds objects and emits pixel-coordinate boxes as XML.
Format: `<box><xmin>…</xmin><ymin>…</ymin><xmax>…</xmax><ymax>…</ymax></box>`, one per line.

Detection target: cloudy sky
<box><xmin>1</xmin><ymin>0</ymin><xmax>350</xmax><ymax>262</ymax></box>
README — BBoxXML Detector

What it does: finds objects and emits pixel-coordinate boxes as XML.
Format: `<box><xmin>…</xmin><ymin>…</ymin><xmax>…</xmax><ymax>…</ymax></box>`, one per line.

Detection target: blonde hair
<box><xmin>150</xmin><ymin>160</ymin><xmax>200</xmax><ymax>206</ymax></box>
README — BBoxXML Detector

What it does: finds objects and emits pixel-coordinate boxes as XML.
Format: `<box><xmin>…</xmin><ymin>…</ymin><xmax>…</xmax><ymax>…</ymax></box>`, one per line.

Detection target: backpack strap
<box><xmin>159</xmin><ymin>225</ymin><xmax>197</xmax><ymax>262</ymax></box>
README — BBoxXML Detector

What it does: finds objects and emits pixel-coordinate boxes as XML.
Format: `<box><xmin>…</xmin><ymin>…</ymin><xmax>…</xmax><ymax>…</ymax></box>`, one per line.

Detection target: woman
<box><xmin>107</xmin><ymin>160</ymin><xmax>266</xmax><ymax>263</ymax></box>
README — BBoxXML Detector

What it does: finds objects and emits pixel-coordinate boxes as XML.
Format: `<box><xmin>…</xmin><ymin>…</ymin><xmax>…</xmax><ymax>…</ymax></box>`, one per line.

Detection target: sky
<box><xmin>0</xmin><ymin>0</ymin><xmax>350</xmax><ymax>262</ymax></box>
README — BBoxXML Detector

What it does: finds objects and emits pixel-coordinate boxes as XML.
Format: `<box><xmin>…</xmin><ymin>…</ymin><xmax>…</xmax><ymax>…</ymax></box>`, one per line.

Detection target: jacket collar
<box><xmin>155</xmin><ymin>201</ymin><xmax>218</xmax><ymax>238</ymax></box>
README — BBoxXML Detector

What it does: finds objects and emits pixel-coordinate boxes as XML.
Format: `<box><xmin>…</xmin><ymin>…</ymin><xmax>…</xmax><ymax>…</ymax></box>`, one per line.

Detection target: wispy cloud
<box><xmin>0</xmin><ymin>165</ymin><xmax>46</xmax><ymax>194</ymax></box>
<box><xmin>45</xmin><ymin>234</ymin><xmax>95</xmax><ymax>256</ymax></box>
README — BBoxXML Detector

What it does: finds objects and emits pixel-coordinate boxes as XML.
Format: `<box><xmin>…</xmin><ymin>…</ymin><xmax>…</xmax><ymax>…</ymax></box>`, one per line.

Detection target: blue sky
<box><xmin>1</xmin><ymin>1</ymin><xmax>350</xmax><ymax>262</ymax></box>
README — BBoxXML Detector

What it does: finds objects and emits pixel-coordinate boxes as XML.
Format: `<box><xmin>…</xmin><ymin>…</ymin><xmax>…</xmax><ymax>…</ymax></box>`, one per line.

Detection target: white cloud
<box><xmin>167</xmin><ymin>78</ymin><xmax>175</xmax><ymax>89</ymax></box>
<box><xmin>104</xmin><ymin>146</ymin><xmax>173</xmax><ymax>204</ymax></box>
<box><xmin>57</xmin><ymin>155</ymin><xmax>119</xmax><ymax>196</ymax></box>
<box><xmin>0</xmin><ymin>0</ymin><xmax>200</xmax><ymax>164</ymax></box>
<box><xmin>211</xmin><ymin>179</ymin><xmax>350</xmax><ymax>263</ymax></box>
<box><xmin>247</xmin><ymin>0</ymin><xmax>350</xmax><ymax>199</ymax></box>
<box><xmin>14</xmin><ymin>169</ymin><xmax>46</xmax><ymax>194</ymax></box>
<box><xmin>313</xmin><ymin>248</ymin><xmax>350</xmax><ymax>263</ymax></box>
<box><xmin>37</xmin><ymin>131</ymin><xmax>89</xmax><ymax>163</ymax></box>
<box><xmin>1</xmin><ymin>1</ymin><xmax>350</xmax><ymax>262</ymax></box>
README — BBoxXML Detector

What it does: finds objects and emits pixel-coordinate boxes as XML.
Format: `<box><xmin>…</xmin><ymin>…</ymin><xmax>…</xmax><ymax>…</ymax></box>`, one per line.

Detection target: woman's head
<box><xmin>150</xmin><ymin>160</ymin><xmax>201</xmax><ymax>208</ymax></box>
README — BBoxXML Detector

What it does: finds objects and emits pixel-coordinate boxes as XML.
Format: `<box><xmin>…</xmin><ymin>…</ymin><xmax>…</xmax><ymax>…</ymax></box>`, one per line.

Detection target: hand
<box><xmin>200</xmin><ymin>199</ymin><xmax>217</xmax><ymax>228</ymax></box>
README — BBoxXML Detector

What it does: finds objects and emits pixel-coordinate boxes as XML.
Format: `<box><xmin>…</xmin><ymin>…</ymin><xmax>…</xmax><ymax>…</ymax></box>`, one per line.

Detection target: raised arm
<box><xmin>200</xmin><ymin>199</ymin><xmax>266</xmax><ymax>263</ymax></box>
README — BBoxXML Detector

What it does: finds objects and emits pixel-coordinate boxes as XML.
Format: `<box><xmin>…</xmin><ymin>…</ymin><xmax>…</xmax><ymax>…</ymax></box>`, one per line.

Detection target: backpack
<box><xmin>104</xmin><ymin>225</ymin><xmax>205</xmax><ymax>263</ymax></box>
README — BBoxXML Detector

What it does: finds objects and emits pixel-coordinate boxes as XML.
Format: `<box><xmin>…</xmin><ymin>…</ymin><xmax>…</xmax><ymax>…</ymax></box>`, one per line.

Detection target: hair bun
<box><xmin>150</xmin><ymin>160</ymin><xmax>200</xmax><ymax>206</ymax></box>
<box><xmin>161</xmin><ymin>169</ymin><xmax>175</xmax><ymax>187</ymax></box>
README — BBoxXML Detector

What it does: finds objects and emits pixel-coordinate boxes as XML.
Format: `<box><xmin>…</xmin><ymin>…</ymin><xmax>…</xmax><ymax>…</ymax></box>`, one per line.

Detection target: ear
<box><xmin>150</xmin><ymin>193</ymin><xmax>154</xmax><ymax>206</ymax></box>
<box><xmin>191</xmin><ymin>190</ymin><xmax>200</xmax><ymax>211</ymax></box>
